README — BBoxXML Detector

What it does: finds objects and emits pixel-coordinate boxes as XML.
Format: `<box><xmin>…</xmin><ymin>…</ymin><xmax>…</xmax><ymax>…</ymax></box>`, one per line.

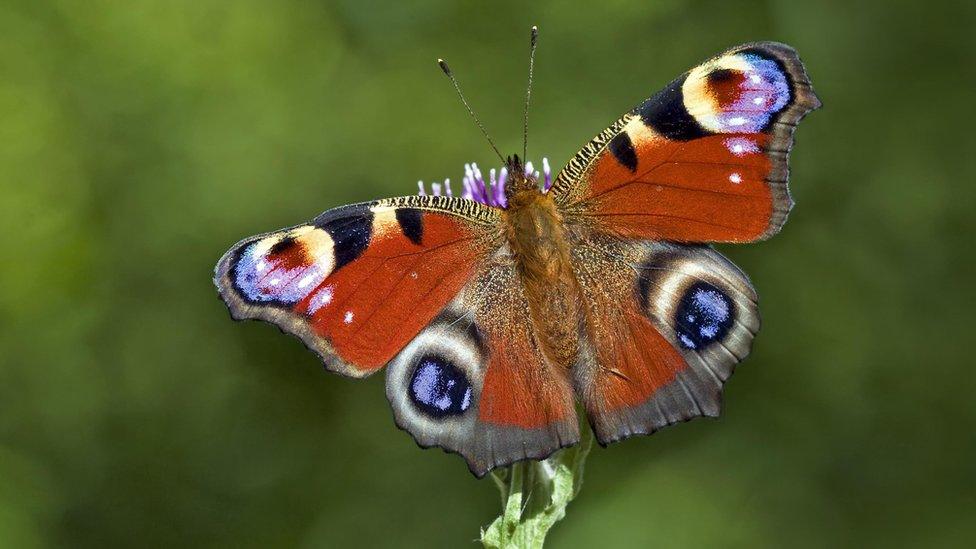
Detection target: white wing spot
<box><xmin>307</xmin><ymin>285</ymin><xmax>334</xmax><ymax>314</ymax></box>
<box><xmin>344</xmin><ymin>311</ymin><xmax>354</xmax><ymax>324</ymax></box>
<box><xmin>729</xmin><ymin>172</ymin><xmax>743</xmax><ymax>184</ymax></box>
<box><xmin>725</xmin><ymin>137</ymin><xmax>759</xmax><ymax>157</ymax></box>
<box><xmin>753</xmin><ymin>96</ymin><xmax>765</xmax><ymax>105</ymax></box>
<box><xmin>269</xmin><ymin>278</ymin><xmax>281</xmax><ymax>286</ymax></box>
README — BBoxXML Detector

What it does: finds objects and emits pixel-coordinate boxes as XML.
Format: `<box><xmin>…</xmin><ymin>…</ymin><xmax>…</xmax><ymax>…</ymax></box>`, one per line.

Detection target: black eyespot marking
<box><xmin>636</xmin><ymin>271</ymin><xmax>653</xmax><ymax>314</ymax></box>
<box><xmin>319</xmin><ymin>204</ymin><xmax>373</xmax><ymax>270</ymax></box>
<box><xmin>707</xmin><ymin>68</ymin><xmax>737</xmax><ymax>84</ymax></box>
<box><xmin>464</xmin><ymin>320</ymin><xmax>486</xmax><ymax>357</ymax></box>
<box><xmin>409</xmin><ymin>355</ymin><xmax>473</xmax><ymax>418</ymax></box>
<box><xmin>675</xmin><ymin>282</ymin><xmax>734</xmax><ymax>350</ymax></box>
<box><xmin>268</xmin><ymin>236</ymin><xmax>297</xmax><ymax>256</ymax></box>
<box><xmin>608</xmin><ymin>131</ymin><xmax>639</xmax><ymax>172</ymax></box>
<box><xmin>637</xmin><ymin>75</ymin><xmax>710</xmax><ymax>141</ymax></box>
<box><xmin>395</xmin><ymin>208</ymin><xmax>424</xmax><ymax>245</ymax></box>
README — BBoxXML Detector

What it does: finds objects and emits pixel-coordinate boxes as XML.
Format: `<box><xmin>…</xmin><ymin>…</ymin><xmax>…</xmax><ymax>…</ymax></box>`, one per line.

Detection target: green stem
<box><xmin>480</xmin><ymin>427</ymin><xmax>593</xmax><ymax>549</ymax></box>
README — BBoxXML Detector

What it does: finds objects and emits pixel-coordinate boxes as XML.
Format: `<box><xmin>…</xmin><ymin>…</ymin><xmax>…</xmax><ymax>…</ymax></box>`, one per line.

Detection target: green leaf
<box><xmin>480</xmin><ymin>427</ymin><xmax>593</xmax><ymax>549</ymax></box>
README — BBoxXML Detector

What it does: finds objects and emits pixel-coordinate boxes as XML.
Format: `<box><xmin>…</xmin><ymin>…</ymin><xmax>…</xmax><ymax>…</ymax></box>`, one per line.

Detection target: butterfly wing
<box><xmin>557</xmin><ymin>42</ymin><xmax>816</xmax><ymax>444</ymax></box>
<box><xmin>386</xmin><ymin>247</ymin><xmax>579</xmax><ymax>477</ymax></box>
<box><xmin>214</xmin><ymin>195</ymin><xmax>499</xmax><ymax>377</ymax></box>
<box><xmin>571</xmin><ymin>236</ymin><xmax>759</xmax><ymax>444</ymax></box>
<box><xmin>552</xmin><ymin>42</ymin><xmax>820</xmax><ymax>243</ymax></box>
<box><xmin>216</xmin><ymin>195</ymin><xmax>578</xmax><ymax>475</ymax></box>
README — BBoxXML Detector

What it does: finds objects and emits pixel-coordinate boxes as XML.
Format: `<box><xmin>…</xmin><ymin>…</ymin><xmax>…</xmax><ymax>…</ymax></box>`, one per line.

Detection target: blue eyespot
<box><xmin>409</xmin><ymin>357</ymin><xmax>473</xmax><ymax>418</ymax></box>
<box><xmin>675</xmin><ymin>282</ymin><xmax>734</xmax><ymax>350</ymax></box>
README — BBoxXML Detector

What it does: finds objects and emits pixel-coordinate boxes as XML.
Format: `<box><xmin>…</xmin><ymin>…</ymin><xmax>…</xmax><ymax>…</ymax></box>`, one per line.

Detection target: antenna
<box><xmin>522</xmin><ymin>25</ymin><xmax>539</xmax><ymax>162</ymax></box>
<box><xmin>438</xmin><ymin>58</ymin><xmax>505</xmax><ymax>163</ymax></box>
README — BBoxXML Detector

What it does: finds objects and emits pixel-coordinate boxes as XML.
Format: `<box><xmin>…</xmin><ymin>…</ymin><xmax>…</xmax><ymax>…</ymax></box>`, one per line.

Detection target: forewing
<box><xmin>214</xmin><ymin>196</ymin><xmax>499</xmax><ymax>377</ymax></box>
<box><xmin>552</xmin><ymin>42</ymin><xmax>820</xmax><ymax>243</ymax></box>
<box><xmin>572</xmin><ymin>236</ymin><xmax>759</xmax><ymax>444</ymax></box>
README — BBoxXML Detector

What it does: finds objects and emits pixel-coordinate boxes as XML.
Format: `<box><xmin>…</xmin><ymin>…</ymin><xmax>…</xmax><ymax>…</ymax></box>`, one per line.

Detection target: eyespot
<box><xmin>681</xmin><ymin>51</ymin><xmax>792</xmax><ymax>134</ymax></box>
<box><xmin>409</xmin><ymin>356</ymin><xmax>473</xmax><ymax>417</ymax></box>
<box><xmin>232</xmin><ymin>227</ymin><xmax>333</xmax><ymax>305</ymax></box>
<box><xmin>386</xmin><ymin>310</ymin><xmax>485</xmax><ymax>432</ymax></box>
<box><xmin>674</xmin><ymin>282</ymin><xmax>734</xmax><ymax>350</ymax></box>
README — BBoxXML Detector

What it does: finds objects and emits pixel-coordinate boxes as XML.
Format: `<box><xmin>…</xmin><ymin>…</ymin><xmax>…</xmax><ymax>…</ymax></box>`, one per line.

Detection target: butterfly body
<box><xmin>502</xmin><ymin>170</ymin><xmax>583</xmax><ymax>368</ymax></box>
<box><xmin>215</xmin><ymin>42</ymin><xmax>819</xmax><ymax>476</ymax></box>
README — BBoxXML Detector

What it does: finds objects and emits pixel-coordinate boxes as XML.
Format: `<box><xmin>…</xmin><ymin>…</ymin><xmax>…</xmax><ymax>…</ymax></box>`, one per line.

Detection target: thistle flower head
<box><xmin>417</xmin><ymin>157</ymin><xmax>553</xmax><ymax>209</ymax></box>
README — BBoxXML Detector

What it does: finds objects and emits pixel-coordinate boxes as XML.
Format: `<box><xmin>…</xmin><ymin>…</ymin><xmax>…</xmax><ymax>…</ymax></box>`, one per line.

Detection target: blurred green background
<box><xmin>2</xmin><ymin>0</ymin><xmax>974</xmax><ymax>547</ymax></box>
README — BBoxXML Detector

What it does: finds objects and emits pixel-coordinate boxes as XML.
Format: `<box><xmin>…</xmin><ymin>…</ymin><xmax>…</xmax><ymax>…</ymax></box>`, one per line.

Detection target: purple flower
<box><xmin>417</xmin><ymin>157</ymin><xmax>553</xmax><ymax>209</ymax></box>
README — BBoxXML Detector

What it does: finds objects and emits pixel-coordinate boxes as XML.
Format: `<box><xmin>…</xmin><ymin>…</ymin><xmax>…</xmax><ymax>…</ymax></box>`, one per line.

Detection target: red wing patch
<box><xmin>478</xmin><ymin>329</ymin><xmax>576</xmax><ymax>429</ymax></box>
<box><xmin>585</xmin><ymin>304</ymin><xmax>689</xmax><ymax>412</ymax></box>
<box><xmin>298</xmin><ymin>211</ymin><xmax>485</xmax><ymax>372</ymax></box>
<box><xmin>215</xmin><ymin>199</ymin><xmax>496</xmax><ymax>377</ymax></box>
<box><xmin>552</xmin><ymin>42</ymin><xmax>820</xmax><ymax>243</ymax></box>
<box><xmin>585</xmin><ymin>131</ymin><xmax>775</xmax><ymax>242</ymax></box>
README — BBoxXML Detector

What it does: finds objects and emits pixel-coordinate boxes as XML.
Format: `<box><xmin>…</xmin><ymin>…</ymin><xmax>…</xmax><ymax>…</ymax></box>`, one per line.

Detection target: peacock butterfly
<box><xmin>214</xmin><ymin>31</ymin><xmax>820</xmax><ymax>477</ymax></box>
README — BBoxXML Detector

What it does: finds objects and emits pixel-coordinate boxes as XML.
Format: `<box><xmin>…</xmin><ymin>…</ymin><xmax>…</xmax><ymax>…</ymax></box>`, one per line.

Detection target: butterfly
<box><xmin>214</xmin><ymin>39</ymin><xmax>819</xmax><ymax>477</ymax></box>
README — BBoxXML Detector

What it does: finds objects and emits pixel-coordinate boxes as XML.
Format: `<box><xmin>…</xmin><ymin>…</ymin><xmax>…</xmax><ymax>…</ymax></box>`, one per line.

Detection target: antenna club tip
<box><xmin>437</xmin><ymin>58</ymin><xmax>451</xmax><ymax>75</ymax></box>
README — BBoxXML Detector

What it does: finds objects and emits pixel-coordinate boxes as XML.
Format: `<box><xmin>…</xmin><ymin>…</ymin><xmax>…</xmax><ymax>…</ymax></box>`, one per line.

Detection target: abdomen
<box><xmin>504</xmin><ymin>191</ymin><xmax>583</xmax><ymax>368</ymax></box>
